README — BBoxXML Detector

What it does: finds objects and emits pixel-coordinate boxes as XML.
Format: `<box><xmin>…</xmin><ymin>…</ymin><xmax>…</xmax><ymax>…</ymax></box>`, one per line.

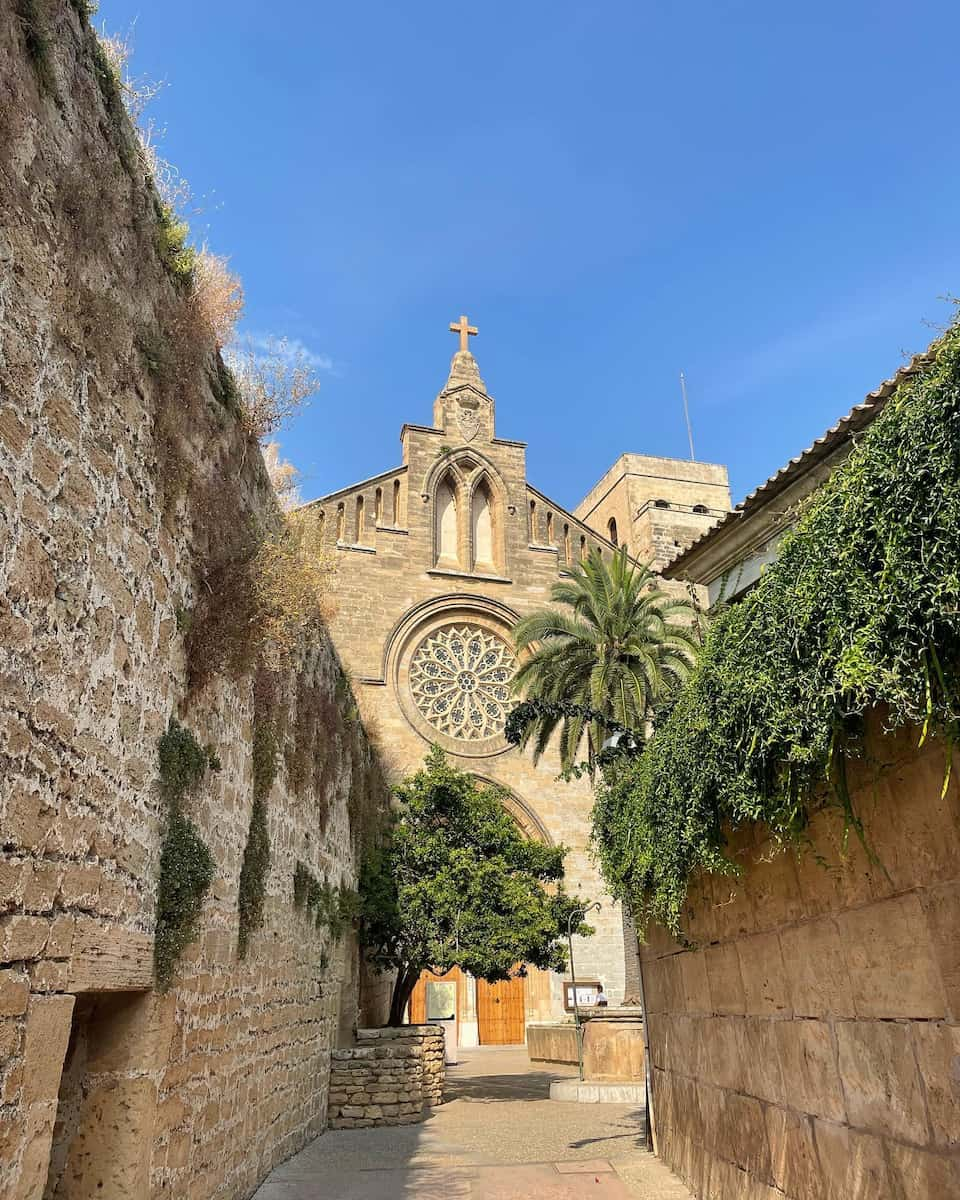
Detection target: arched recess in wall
<box><xmin>435</xmin><ymin>473</ymin><xmax>460</xmax><ymax>567</ymax></box>
<box><xmin>471</xmin><ymin>475</ymin><xmax>501</xmax><ymax>574</ymax></box>
<box><xmin>472</xmin><ymin>775</ymin><xmax>554</xmax><ymax>844</ymax></box>
<box><xmin>607</xmin><ymin>517</ymin><xmax>618</xmax><ymax>546</ymax></box>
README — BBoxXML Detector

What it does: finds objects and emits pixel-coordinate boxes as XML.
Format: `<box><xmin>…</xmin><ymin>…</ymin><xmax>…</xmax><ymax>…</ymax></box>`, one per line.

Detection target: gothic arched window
<box><xmin>356</xmin><ymin>494</ymin><xmax>365</xmax><ymax>542</ymax></box>
<box><xmin>472</xmin><ymin>478</ymin><xmax>496</xmax><ymax>572</ymax></box>
<box><xmin>392</xmin><ymin>479</ymin><xmax>401</xmax><ymax>525</ymax></box>
<box><xmin>529</xmin><ymin>499</ymin><xmax>537</xmax><ymax>542</ymax></box>
<box><xmin>607</xmin><ymin>517</ymin><xmax>618</xmax><ymax>546</ymax></box>
<box><xmin>374</xmin><ymin>487</ymin><xmax>383</xmax><ymax>524</ymax></box>
<box><xmin>563</xmin><ymin>523</ymin><xmax>571</xmax><ymax>563</ymax></box>
<box><xmin>435</xmin><ymin>475</ymin><xmax>459</xmax><ymax>566</ymax></box>
<box><xmin>546</xmin><ymin>511</ymin><xmax>554</xmax><ymax>544</ymax></box>
<box><xmin>336</xmin><ymin>503</ymin><xmax>345</xmax><ymax>542</ymax></box>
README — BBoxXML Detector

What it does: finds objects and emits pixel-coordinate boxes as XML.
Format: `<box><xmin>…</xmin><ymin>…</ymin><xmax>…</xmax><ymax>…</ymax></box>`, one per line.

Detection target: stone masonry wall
<box><xmin>327</xmin><ymin>1026</ymin><xmax>445</xmax><ymax>1129</ymax></box>
<box><xmin>0</xmin><ymin>7</ymin><xmax>388</xmax><ymax>1200</ymax></box>
<box><xmin>640</xmin><ymin>712</ymin><xmax>960</xmax><ymax>1199</ymax></box>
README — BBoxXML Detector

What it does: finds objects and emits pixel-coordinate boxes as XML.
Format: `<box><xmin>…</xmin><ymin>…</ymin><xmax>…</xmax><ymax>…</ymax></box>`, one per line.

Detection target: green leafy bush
<box><xmin>154</xmin><ymin>718</ymin><xmax>218</xmax><ymax>988</ymax></box>
<box><xmin>155</xmin><ymin>808</ymin><xmax>215</xmax><ymax>990</ymax></box>
<box><xmin>158</xmin><ymin>718</ymin><xmax>220</xmax><ymax>804</ymax></box>
<box><xmin>593</xmin><ymin>314</ymin><xmax>960</xmax><ymax>936</ymax></box>
<box><xmin>359</xmin><ymin>746</ymin><xmax>591</xmax><ymax>1025</ymax></box>
<box><xmin>155</xmin><ymin>202</ymin><xmax>197</xmax><ymax>285</ymax></box>
<box><xmin>293</xmin><ymin>861</ymin><xmax>356</xmax><ymax>939</ymax></box>
<box><xmin>236</xmin><ymin>717</ymin><xmax>277</xmax><ymax>958</ymax></box>
<box><xmin>237</xmin><ymin>797</ymin><xmax>270</xmax><ymax>958</ymax></box>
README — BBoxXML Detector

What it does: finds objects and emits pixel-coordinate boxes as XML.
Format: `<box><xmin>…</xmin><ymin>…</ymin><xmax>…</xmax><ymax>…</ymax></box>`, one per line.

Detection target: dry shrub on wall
<box><xmin>185</xmin><ymin>507</ymin><xmax>334</xmax><ymax>691</ymax></box>
<box><xmin>191</xmin><ymin>249</ymin><xmax>244</xmax><ymax>349</ymax></box>
<box><xmin>225</xmin><ymin>338</ymin><xmax>319</xmax><ymax>440</ymax></box>
<box><xmin>262</xmin><ymin>442</ymin><xmax>302</xmax><ymax>510</ymax></box>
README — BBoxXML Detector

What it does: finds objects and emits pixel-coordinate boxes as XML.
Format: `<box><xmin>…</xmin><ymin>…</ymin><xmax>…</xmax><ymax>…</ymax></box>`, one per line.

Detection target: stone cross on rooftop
<box><xmin>449</xmin><ymin>314</ymin><xmax>478</xmax><ymax>353</ymax></box>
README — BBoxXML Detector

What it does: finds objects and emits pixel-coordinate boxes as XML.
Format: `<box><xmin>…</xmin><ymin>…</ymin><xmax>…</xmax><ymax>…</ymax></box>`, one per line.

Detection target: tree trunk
<box><xmin>387</xmin><ymin>965</ymin><xmax>418</xmax><ymax>1026</ymax></box>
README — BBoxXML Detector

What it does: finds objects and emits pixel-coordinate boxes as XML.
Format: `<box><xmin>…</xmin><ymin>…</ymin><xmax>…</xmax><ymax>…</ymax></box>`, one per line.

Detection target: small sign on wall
<box><xmin>563</xmin><ymin>981</ymin><xmax>602</xmax><ymax>1011</ymax></box>
<box><xmin>425</xmin><ymin>981</ymin><xmax>457</xmax><ymax>1022</ymax></box>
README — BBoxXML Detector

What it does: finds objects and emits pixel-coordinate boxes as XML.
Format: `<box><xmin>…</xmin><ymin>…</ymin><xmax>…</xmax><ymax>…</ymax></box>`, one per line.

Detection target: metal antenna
<box><xmin>680</xmin><ymin>370</ymin><xmax>696</xmax><ymax>460</ymax></box>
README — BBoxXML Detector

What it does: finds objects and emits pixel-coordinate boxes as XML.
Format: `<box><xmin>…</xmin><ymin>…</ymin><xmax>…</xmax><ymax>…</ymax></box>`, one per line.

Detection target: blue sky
<box><xmin>100</xmin><ymin>0</ymin><xmax>960</xmax><ymax>509</ymax></box>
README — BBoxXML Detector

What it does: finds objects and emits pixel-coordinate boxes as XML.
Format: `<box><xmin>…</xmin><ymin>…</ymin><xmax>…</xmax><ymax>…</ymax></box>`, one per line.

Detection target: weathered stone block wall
<box><xmin>641</xmin><ymin>715</ymin><xmax>960</xmax><ymax>1198</ymax></box>
<box><xmin>0</xmin><ymin>7</ymin><xmax>389</xmax><ymax>1200</ymax></box>
<box><xmin>327</xmin><ymin>1026</ymin><xmax>445</xmax><ymax>1128</ymax></box>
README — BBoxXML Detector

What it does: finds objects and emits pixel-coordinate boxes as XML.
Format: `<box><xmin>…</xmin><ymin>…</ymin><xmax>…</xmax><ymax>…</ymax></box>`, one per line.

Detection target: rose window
<box><xmin>409</xmin><ymin>625</ymin><xmax>516</xmax><ymax>741</ymax></box>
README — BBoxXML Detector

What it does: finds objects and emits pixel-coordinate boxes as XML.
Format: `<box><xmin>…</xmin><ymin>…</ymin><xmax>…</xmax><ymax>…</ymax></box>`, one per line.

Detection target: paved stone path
<box><xmin>253</xmin><ymin>1045</ymin><xmax>692</xmax><ymax>1199</ymax></box>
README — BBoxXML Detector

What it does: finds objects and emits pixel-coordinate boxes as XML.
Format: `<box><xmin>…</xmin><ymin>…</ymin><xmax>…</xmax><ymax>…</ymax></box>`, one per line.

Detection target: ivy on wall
<box><xmin>155</xmin><ymin>719</ymin><xmax>218</xmax><ymax>989</ymax></box>
<box><xmin>237</xmin><ymin>711</ymin><xmax>277</xmax><ymax>959</ymax></box>
<box><xmin>592</xmin><ymin>313</ymin><xmax>960</xmax><ymax>936</ymax></box>
<box><xmin>293</xmin><ymin>861</ymin><xmax>358</xmax><ymax>940</ymax></box>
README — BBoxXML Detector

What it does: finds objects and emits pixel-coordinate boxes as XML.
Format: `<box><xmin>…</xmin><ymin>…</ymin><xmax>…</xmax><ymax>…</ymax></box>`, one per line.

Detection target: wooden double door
<box><xmin>477</xmin><ymin>974</ymin><xmax>525</xmax><ymax>1044</ymax></box>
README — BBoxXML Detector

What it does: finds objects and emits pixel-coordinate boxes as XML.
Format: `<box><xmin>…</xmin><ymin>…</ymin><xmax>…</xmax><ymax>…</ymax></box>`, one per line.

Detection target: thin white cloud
<box><xmin>242</xmin><ymin>331</ymin><xmax>336</xmax><ymax>374</ymax></box>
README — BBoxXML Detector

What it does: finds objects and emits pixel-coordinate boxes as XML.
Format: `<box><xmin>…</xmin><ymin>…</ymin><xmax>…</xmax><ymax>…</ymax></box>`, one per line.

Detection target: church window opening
<box><xmin>336</xmin><ymin>503</ymin><xmax>345</xmax><ymax>542</ymax></box>
<box><xmin>435</xmin><ymin>475</ymin><xmax>459</xmax><ymax>566</ymax></box>
<box><xmin>409</xmin><ymin>625</ymin><xmax>516</xmax><ymax>741</ymax></box>
<box><xmin>692</xmin><ymin>503</ymin><xmax>708</xmax><ymax>514</ymax></box>
<box><xmin>356</xmin><ymin>494</ymin><xmax>365</xmax><ymax>542</ymax></box>
<box><xmin>392</xmin><ymin>479</ymin><xmax>401</xmax><ymax>525</ymax></box>
<box><xmin>529</xmin><ymin>499</ymin><xmax>537</xmax><ymax>542</ymax></box>
<box><xmin>472</xmin><ymin>479</ymin><xmax>496</xmax><ymax>572</ymax></box>
<box><xmin>607</xmin><ymin>517</ymin><xmax>618</xmax><ymax>546</ymax></box>
<box><xmin>654</xmin><ymin>498</ymin><xmax>671</xmax><ymax>509</ymax></box>
<box><xmin>580</xmin><ymin>534</ymin><xmax>587</xmax><ymax>561</ymax></box>
<box><xmin>563</xmin><ymin>523</ymin><xmax>571</xmax><ymax>563</ymax></box>
<box><xmin>375</xmin><ymin>487</ymin><xmax>383</xmax><ymax>524</ymax></box>
<box><xmin>546</xmin><ymin>511</ymin><xmax>554</xmax><ymax>544</ymax></box>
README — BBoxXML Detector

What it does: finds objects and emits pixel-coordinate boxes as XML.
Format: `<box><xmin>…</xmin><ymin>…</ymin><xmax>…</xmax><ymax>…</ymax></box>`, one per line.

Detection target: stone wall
<box><xmin>327</xmin><ymin>1026</ymin><xmax>445</xmax><ymax>1128</ymax></box>
<box><xmin>0</xmin><ymin>7</ymin><xmax>389</xmax><ymax>1199</ymax></box>
<box><xmin>640</xmin><ymin>714</ymin><xmax>960</xmax><ymax>1198</ymax></box>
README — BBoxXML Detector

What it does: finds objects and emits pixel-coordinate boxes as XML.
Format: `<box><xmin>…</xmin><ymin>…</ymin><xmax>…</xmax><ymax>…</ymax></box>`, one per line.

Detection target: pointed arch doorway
<box><xmin>406</xmin><ymin>780</ymin><xmax>554</xmax><ymax>1045</ymax></box>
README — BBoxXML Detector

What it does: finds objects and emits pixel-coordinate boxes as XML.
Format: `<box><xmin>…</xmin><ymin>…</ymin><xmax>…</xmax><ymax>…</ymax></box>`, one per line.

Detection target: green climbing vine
<box><xmin>237</xmin><ymin>706</ymin><xmax>277</xmax><ymax>959</ymax></box>
<box><xmin>592</xmin><ymin>311</ymin><xmax>960</xmax><ymax>937</ymax></box>
<box><xmin>155</xmin><ymin>719</ymin><xmax>218</xmax><ymax>989</ymax></box>
<box><xmin>293</xmin><ymin>861</ymin><xmax>358</xmax><ymax>940</ymax></box>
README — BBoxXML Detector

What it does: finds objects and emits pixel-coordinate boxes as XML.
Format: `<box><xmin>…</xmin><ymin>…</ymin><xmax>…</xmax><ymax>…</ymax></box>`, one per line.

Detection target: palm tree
<box><xmin>511</xmin><ymin>547</ymin><xmax>699</xmax><ymax>771</ymax></box>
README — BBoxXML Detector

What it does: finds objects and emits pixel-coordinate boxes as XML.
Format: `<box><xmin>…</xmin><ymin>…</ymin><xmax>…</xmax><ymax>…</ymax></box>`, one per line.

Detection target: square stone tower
<box><xmin>574</xmin><ymin>454</ymin><xmax>731</xmax><ymax>572</ymax></box>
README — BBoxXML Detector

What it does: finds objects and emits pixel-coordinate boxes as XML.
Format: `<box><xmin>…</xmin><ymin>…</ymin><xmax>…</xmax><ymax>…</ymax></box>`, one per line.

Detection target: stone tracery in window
<box><xmin>409</xmin><ymin>625</ymin><xmax>516</xmax><ymax>741</ymax></box>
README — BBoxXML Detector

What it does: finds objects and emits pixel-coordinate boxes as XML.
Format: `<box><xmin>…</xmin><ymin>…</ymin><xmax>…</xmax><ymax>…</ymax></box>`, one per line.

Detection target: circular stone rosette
<box><xmin>409</xmin><ymin>625</ymin><xmax>515</xmax><ymax>741</ymax></box>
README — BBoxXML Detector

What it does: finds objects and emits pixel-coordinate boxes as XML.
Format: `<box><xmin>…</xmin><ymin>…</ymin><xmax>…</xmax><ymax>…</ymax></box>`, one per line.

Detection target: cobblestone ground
<box><xmin>253</xmin><ymin>1045</ymin><xmax>692</xmax><ymax>1199</ymax></box>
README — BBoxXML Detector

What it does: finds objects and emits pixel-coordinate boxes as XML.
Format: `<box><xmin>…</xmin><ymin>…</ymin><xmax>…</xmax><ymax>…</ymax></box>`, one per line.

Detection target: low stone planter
<box><xmin>327</xmin><ymin>1025</ymin><xmax>446</xmax><ymax>1129</ymax></box>
<box><xmin>582</xmin><ymin>1007</ymin><xmax>645</xmax><ymax>1082</ymax></box>
<box><xmin>526</xmin><ymin>1021</ymin><xmax>579</xmax><ymax>1065</ymax></box>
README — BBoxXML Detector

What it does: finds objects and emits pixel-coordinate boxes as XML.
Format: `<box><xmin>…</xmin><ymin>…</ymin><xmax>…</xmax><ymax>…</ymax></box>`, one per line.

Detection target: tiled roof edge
<box><xmin>662</xmin><ymin>348</ymin><xmax>936</xmax><ymax>576</ymax></box>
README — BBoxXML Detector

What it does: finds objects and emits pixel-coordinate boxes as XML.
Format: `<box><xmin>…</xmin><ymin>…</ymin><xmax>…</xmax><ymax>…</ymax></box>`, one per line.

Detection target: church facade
<box><xmin>307</xmin><ymin>319</ymin><xmax>729</xmax><ymax>1042</ymax></box>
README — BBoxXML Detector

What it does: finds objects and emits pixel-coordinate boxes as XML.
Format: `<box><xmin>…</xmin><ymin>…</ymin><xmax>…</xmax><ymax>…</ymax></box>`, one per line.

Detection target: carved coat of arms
<box><xmin>457</xmin><ymin>401</ymin><xmax>481</xmax><ymax>442</ymax></box>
